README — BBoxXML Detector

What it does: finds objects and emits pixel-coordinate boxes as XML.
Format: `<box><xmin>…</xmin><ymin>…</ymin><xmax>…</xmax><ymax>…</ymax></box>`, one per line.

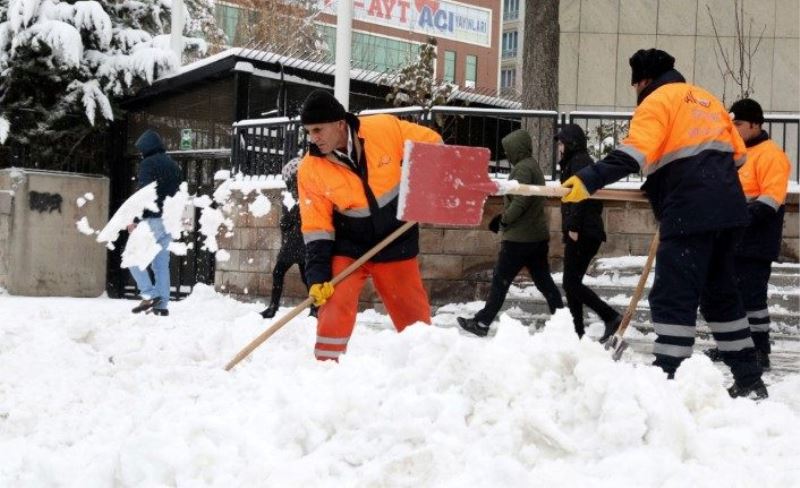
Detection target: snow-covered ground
<box><xmin>1</xmin><ymin>286</ymin><xmax>799</xmax><ymax>487</ymax></box>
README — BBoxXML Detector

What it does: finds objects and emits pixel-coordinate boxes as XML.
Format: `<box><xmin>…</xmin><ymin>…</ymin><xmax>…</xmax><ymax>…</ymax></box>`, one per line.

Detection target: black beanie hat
<box><xmin>300</xmin><ymin>90</ymin><xmax>346</xmax><ymax>125</ymax></box>
<box><xmin>629</xmin><ymin>49</ymin><xmax>675</xmax><ymax>85</ymax></box>
<box><xmin>730</xmin><ymin>98</ymin><xmax>764</xmax><ymax>124</ymax></box>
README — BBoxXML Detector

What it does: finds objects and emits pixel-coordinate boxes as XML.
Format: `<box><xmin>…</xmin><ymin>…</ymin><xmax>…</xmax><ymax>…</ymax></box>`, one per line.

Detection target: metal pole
<box><xmin>170</xmin><ymin>0</ymin><xmax>185</xmax><ymax>65</ymax></box>
<box><xmin>334</xmin><ymin>0</ymin><xmax>353</xmax><ymax>110</ymax></box>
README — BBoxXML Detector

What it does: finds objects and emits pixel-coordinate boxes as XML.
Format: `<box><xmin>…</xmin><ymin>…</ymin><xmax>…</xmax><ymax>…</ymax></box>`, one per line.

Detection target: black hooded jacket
<box><xmin>134</xmin><ymin>130</ymin><xmax>181</xmax><ymax>218</ymax></box>
<box><xmin>558</xmin><ymin>125</ymin><xmax>606</xmax><ymax>242</ymax></box>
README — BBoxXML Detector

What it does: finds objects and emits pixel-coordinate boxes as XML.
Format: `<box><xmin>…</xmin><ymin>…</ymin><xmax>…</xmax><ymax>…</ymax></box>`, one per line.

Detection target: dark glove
<box><xmin>488</xmin><ymin>214</ymin><xmax>502</xmax><ymax>233</ymax></box>
<box><xmin>747</xmin><ymin>200</ymin><xmax>775</xmax><ymax>224</ymax></box>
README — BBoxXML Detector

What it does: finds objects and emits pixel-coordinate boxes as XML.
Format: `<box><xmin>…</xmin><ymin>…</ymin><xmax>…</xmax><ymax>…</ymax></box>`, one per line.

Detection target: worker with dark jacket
<box><xmin>705</xmin><ymin>99</ymin><xmax>791</xmax><ymax>370</ymax></box>
<box><xmin>458</xmin><ymin>129</ymin><xmax>564</xmax><ymax>337</ymax></box>
<box><xmin>561</xmin><ymin>49</ymin><xmax>766</xmax><ymax>399</ymax></box>
<box><xmin>556</xmin><ymin>124</ymin><xmax>622</xmax><ymax>341</ymax></box>
<box><xmin>297</xmin><ymin>90</ymin><xmax>442</xmax><ymax>361</ymax></box>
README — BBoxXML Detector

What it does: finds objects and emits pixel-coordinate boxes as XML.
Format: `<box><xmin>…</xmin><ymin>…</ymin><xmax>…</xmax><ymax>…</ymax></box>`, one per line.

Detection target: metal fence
<box><xmin>231</xmin><ymin>108</ymin><xmax>800</xmax><ymax>184</ymax></box>
<box><xmin>232</xmin><ymin>106</ymin><xmax>562</xmax><ymax>178</ymax></box>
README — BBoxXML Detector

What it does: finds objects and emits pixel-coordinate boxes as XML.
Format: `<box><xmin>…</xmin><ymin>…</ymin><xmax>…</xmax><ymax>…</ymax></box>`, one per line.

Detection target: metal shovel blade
<box><xmin>604</xmin><ymin>334</ymin><xmax>629</xmax><ymax>361</ymax></box>
<box><xmin>398</xmin><ymin>141</ymin><xmax>497</xmax><ymax>225</ymax></box>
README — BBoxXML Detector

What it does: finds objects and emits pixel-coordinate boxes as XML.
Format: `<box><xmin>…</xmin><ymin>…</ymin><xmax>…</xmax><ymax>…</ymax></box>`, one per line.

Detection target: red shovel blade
<box><xmin>399</xmin><ymin>142</ymin><xmax>498</xmax><ymax>226</ymax></box>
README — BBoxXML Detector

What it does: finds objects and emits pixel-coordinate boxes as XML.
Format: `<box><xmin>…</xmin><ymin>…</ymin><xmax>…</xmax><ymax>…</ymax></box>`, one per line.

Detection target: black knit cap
<box><xmin>629</xmin><ymin>49</ymin><xmax>675</xmax><ymax>85</ymax></box>
<box><xmin>300</xmin><ymin>90</ymin><xmax>346</xmax><ymax>125</ymax></box>
<box><xmin>730</xmin><ymin>98</ymin><xmax>764</xmax><ymax>124</ymax></box>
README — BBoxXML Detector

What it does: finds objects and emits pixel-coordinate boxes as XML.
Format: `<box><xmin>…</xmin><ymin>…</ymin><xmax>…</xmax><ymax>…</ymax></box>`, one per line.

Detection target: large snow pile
<box><xmin>1</xmin><ymin>288</ymin><xmax>798</xmax><ymax>486</ymax></box>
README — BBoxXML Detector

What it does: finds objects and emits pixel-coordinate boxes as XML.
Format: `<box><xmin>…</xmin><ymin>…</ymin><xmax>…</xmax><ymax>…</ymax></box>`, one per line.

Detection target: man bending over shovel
<box><xmin>297</xmin><ymin>90</ymin><xmax>442</xmax><ymax>361</ymax></box>
<box><xmin>561</xmin><ymin>49</ymin><xmax>766</xmax><ymax>399</ymax></box>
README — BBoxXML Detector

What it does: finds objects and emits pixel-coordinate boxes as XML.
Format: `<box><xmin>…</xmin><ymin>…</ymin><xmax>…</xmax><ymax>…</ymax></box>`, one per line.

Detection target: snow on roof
<box><xmin>154</xmin><ymin>47</ymin><xmax>520</xmax><ymax>109</ymax></box>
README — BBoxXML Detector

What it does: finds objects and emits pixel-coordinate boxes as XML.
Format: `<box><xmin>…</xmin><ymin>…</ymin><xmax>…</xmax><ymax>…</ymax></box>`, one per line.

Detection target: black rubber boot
<box><xmin>728</xmin><ymin>377</ymin><xmax>768</xmax><ymax>400</ymax></box>
<box><xmin>599</xmin><ymin>314</ymin><xmax>622</xmax><ymax>344</ymax></box>
<box><xmin>150</xmin><ymin>308</ymin><xmax>169</xmax><ymax>317</ymax></box>
<box><xmin>260</xmin><ymin>304</ymin><xmax>279</xmax><ymax>319</ymax></box>
<box><xmin>457</xmin><ymin>317</ymin><xmax>490</xmax><ymax>337</ymax></box>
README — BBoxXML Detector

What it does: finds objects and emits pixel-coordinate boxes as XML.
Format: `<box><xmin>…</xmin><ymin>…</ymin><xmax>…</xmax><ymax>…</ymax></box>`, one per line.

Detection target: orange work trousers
<box><xmin>314</xmin><ymin>256</ymin><xmax>431</xmax><ymax>360</ymax></box>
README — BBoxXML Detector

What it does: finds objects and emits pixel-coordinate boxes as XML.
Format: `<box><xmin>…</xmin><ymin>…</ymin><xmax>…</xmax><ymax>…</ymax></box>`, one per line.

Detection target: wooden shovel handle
<box><xmin>224</xmin><ymin>220</ymin><xmax>418</xmax><ymax>371</ymax></box>
<box><xmin>615</xmin><ymin>230</ymin><xmax>660</xmax><ymax>338</ymax></box>
<box><xmin>504</xmin><ymin>184</ymin><xmax>648</xmax><ymax>203</ymax></box>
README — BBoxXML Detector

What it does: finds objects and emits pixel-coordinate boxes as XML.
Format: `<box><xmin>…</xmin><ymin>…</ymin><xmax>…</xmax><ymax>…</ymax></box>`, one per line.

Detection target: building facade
<box><xmin>214</xmin><ymin>0</ymin><xmax>501</xmax><ymax>94</ymax></box>
<box><xmin>500</xmin><ymin>0</ymin><xmax>800</xmax><ymax>113</ymax></box>
<box><xmin>498</xmin><ymin>0</ymin><xmax>524</xmax><ymax>97</ymax></box>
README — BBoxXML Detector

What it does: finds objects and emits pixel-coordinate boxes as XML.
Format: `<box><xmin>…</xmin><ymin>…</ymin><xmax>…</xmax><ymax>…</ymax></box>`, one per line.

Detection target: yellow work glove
<box><xmin>561</xmin><ymin>175</ymin><xmax>590</xmax><ymax>203</ymax></box>
<box><xmin>309</xmin><ymin>282</ymin><xmax>334</xmax><ymax>306</ymax></box>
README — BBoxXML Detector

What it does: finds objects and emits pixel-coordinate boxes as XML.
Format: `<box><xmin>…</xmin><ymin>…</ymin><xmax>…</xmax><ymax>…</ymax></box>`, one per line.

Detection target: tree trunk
<box><xmin>521</xmin><ymin>0</ymin><xmax>560</xmax><ymax>178</ymax></box>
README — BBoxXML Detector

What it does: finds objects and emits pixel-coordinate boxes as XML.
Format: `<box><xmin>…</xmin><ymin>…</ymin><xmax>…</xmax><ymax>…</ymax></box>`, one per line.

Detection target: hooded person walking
<box><xmin>556</xmin><ymin>124</ymin><xmax>622</xmax><ymax>341</ymax></box>
<box><xmin>458</xmin><ymin>129</ymin><xmax>564</xmax><ymax>337</ymax></box>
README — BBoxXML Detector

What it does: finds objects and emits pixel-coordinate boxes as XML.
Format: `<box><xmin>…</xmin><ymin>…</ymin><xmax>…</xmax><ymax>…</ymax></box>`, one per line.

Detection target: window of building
<box><xmin>318</xmin><ymin>25</ymin><xmax>417</xmax><ymax>73</ymax></box>
<box><xmin>500</xmin><ymin>68</ymin><xmax>516</xmax><ymax>89</ymax></box>
<box><xmin>502</xmin><ymin>31</ymin><xmax>518</xmax><ymax>59</ymax></box>
<box><xmin>503</xmin><ymin>0</ymin><xmax>520</xmax><ymax>21</ymax></box>
<box><xmin>443</xmin><ymin>51</ymin><xmax>456</xmax><ymax>82</ymax></box>
<box><xmin>465</xmin><ymin>55</ymin><xmax>477</xmax><ymax>88</ymax></box>
<box><xmin>214</xmin><ymin>3</ymin><xmax>243</xmax><ymax>46</ymax></box>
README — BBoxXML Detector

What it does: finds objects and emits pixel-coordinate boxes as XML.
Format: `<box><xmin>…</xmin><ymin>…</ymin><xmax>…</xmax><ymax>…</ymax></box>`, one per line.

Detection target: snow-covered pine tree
<box><xmin>383</xmin><ymin>38</ymin><xmax>456</xmax><ymax>119</ymax></box>
<box><xmin>0</xmin><ymin>0</ymin><xmax>219</xmax><ymax>166</ymax></box>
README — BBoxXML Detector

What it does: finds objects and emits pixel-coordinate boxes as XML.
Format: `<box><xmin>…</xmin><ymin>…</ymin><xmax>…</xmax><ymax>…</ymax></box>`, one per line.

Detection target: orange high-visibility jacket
<box><xmin>736</xmin><ymin>132</ymin><xmax>791</xmax><ymax>260</ymax></box>
<box><xmin>298</xmin><ymin>113</ymin><xmax>441</xmax><ymax>284</ymax></box>
<box><xmin>577</xmin><ymin>69</ymin><xmax>749</xmax><ymax>238</ymax></box>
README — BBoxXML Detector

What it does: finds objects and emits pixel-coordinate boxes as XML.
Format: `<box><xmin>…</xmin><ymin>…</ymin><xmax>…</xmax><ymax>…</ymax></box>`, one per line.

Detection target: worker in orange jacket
<box><xmin>297</xmin><ymin>90</ymin><xmax>442</xmax><ymax>361</ymax></box>
<box><xmin>561</xmin><ymin>49</ymin><xmax>766</xmax><ymax>399</ymax></box>
<box><xmin>705</xmin><ymin>99</ymin><xmax>791</xmax><ymax>370</ymax></box>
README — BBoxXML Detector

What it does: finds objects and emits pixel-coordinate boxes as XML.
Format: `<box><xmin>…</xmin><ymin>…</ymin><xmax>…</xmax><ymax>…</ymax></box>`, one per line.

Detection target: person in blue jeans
<box><xmin>127</xmin><ymin>130</ymin><xmax>181</xmax><ymax>316</ymax></box>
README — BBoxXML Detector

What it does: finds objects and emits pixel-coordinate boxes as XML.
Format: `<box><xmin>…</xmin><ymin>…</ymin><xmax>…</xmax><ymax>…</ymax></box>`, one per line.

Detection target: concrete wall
<box><xmin>0</xmin><ymin>189</ymin><xmax>12</xmax><ymax>288</ymax></box>
<box><xmin>552</xmin><ymin>0</ymin><xmax>800</xmax><ymax>113</ymax></box>
<box><xmin>497</xmin><ymin>1</ymin><xmax>799</xmax><ymax>175</ymax></box>
<box><xmin>215</xmin><ymin>188</ymin><xmax>799</xmax><ymax>310</ymax></box>
<box><xmin>0</xmin><ymin>169</ymin><xmax>109</xmax><ymax>297</ymax></box>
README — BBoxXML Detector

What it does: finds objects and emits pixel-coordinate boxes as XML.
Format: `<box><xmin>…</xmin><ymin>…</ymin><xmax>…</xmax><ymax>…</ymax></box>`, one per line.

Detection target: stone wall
<box><xmin>214</xmin><ymin>188</ymin><xmax>799</xmax><ymax>310</ymax></box>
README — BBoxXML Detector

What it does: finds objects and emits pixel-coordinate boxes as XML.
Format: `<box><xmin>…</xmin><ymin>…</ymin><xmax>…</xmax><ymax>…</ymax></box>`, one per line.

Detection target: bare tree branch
<box><xmin>707</xmin><ymin>1</ymin><xmax>765</xmax><ymax>103</ymax></box>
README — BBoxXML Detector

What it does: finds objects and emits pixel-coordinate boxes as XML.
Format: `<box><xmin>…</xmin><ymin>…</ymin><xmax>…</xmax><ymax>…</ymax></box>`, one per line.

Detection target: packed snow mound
<box><xmin>0</xmin><ymin>292</ymin><xmax>798</xmax><ymax>487</ymax></box>
<box><xmin>95</xmin><ymin>181</ymin><xmax>158</xmax><ymax>248</ymax></box>
<box><xmin>121</xmin><ymin>219</ymin><xmax>160</xmax><ymax>269</ymax></box>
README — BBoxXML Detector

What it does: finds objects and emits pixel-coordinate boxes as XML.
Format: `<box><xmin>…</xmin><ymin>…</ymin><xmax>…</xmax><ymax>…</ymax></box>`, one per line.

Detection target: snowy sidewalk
<box><xmin>2</xmin><ymin>286</ymin><xmax>800</xmax><ymax>487</ymax></box>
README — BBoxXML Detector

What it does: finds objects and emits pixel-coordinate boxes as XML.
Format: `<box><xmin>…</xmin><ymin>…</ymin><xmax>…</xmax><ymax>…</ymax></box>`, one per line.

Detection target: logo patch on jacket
<box><xmin>378</xmin><ymin>155</ymin><xmax>392</xmax><ymax>167</ymax></box>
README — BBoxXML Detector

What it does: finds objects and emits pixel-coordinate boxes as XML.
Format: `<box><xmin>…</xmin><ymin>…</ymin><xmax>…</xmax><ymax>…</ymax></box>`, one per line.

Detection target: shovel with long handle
<box><xmin>224</xmin><ymin>220</ymin><xmax>416</xmax><ymax>371</ymax></box>
<box><xmin>604</xmin><ymin>230</ymin><xmax>660</xmax><ymax>361</ymax></box>
<box><xmin>397</xmin><ymin>142</ymin><xmax>647</xmax><ymax>226</ymax></box>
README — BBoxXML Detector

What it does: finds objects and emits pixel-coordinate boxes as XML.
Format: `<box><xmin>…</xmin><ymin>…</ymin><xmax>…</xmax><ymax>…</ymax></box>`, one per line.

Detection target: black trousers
<box><xmin>734</xmin><ymin>256</ymin><xmax>772</xmax><ymax>353</ymax></box>
<box><xmin>267</xmin><ymin>246</ymin><xmax>307</xmax><ymax>308</ymax></box>
<box><xmin>474</xmin><ymin>240</ymin><xmax>564</xmax><ymax>325</ymax></box>
<box><xmin>563</xmin><ymin>237</ymin><xmax>618</xmax><ymax>335</ymax></box>
<box><xmin>649</xmin><ymin>229</ymin><xmax>760</xmax><ymax>383</ymax></box>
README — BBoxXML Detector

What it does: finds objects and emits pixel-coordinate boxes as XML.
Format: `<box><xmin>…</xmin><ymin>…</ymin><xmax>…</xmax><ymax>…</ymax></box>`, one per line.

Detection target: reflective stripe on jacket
<box><xmin>298</xmin><ymin>114</ymin><xmax>442</xmax><ymax>284</ymax></box>
<box><xmin>736</xmin><ymin>131</ymin><xmax>791</xmax><ymax>260</ymax></box>
<box><xmin>577</xmin><ymin>69</ymin><xmax>749</xmax><ymax>238</ymax></box>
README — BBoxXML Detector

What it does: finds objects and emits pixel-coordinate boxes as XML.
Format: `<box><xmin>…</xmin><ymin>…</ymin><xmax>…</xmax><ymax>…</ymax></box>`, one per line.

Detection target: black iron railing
<box><xmin>231</xmin><ymin>108</ymin><xmax>800</xmax><ymax>184</ymax></box>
